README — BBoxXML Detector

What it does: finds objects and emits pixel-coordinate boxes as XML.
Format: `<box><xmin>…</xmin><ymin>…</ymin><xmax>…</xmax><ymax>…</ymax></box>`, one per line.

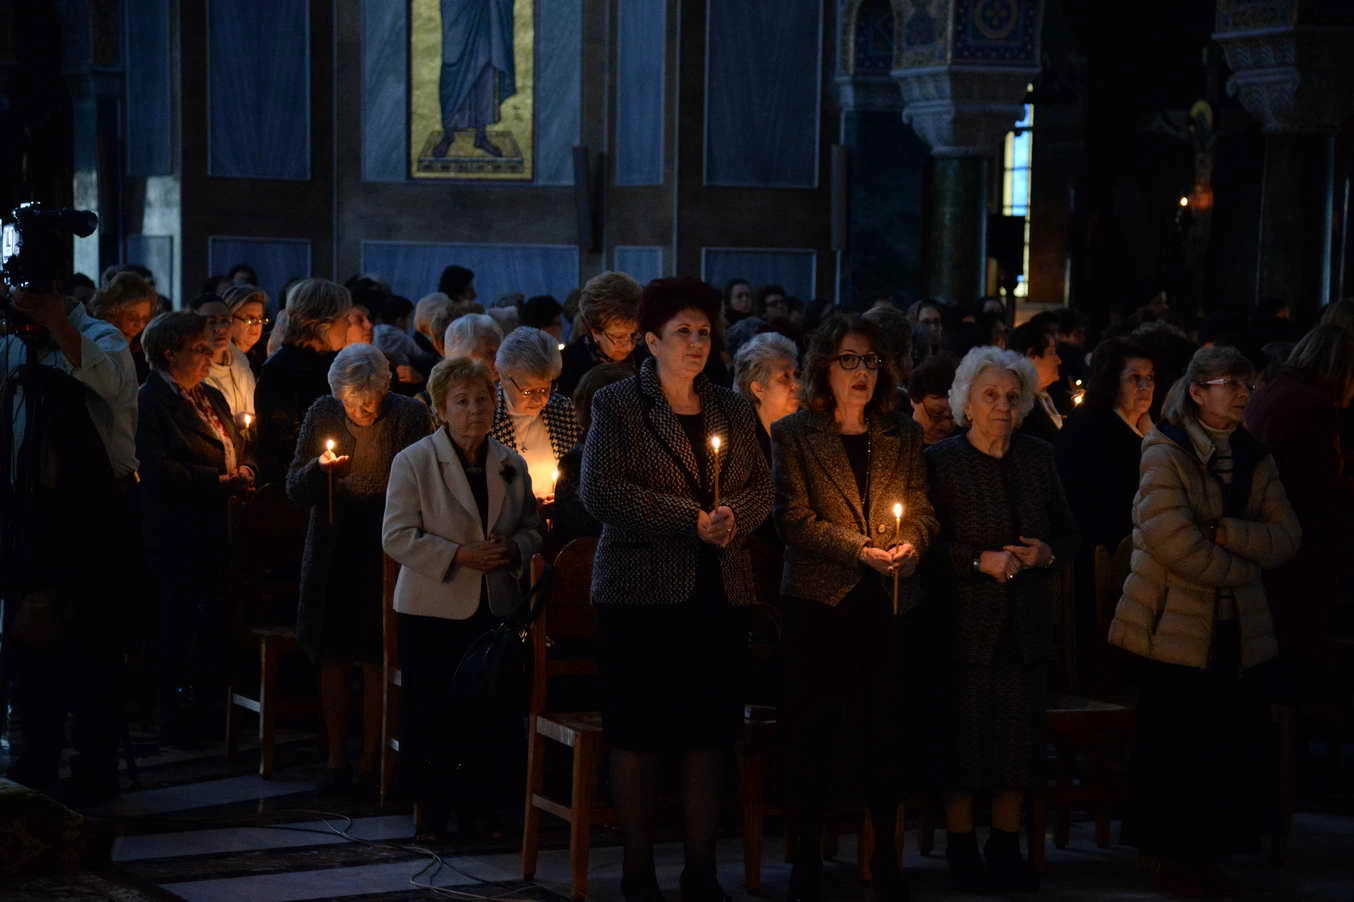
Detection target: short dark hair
<box><xmin>907</xmin><ymin>352</ymin><xmax>957</xmax><ymax>399</ymax></box>
<box><xmin>228</xmin><ymin>263</ymin><xmax>258</xmax><ymax>284</ymax></box>
<box><xmin>520</xmin><ymin>294</ymin><xmax>563</xmax><ymax>330</ymax></box>
<box><xmin>1085</xmin><ymin>337</ymin><xmax>1152</xmax><ymax>411</ymax></box>
<box><xmin>143</xmin><ymin>310</ymin><xmax>208</xmax><ymax>370</ymax></box>
<box><xmin>803</xmin><ymin>314</ymin><xmax>898</xmax><ymax>416</ymax></box>
<box><xmin>377</xmin><ymin>294</ymin><xmax>414</xmax><ymax>325</ymax></box>
<box><xmin>438</xmin><ymin>265</ymin><xmax>475</xmax><ymax>299</ymax></box>
<box><xmin>187</xmin><ymin>292</ymin><xmax>226</xmax><ymax>311</ymax></box>
<box><xmin>1050</xmin><ymin>308</ymin><xmax>1085</xmax><ymax>335</ymax></box>
<box><xmin>1008</xmin><ymin>321</ymin><xmax>1052</xmax><ymax>358</ymax></box>
<box><xmin>572</xmin><ymin>362</ymin><xmax>634</xmax><ymax>432</ymax></box>
<box><xmin>722</xmin><ymin>278</ymin><xmax>749</xmax><ymax>300</ymax></box>
<box><xmin>638</xmin><ymin>276</ymin><xmax>722</xmax><ymax>338</ymax></box>
<box><xmin>755</xmin><ymin>283</ymin><xmax>786</xmax><ymax>312</ymax></box>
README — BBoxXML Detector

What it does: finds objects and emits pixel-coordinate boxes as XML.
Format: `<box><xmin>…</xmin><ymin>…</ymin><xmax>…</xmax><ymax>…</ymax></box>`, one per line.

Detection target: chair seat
<box><xmin>250</xmin><ymin>626</ymin><xmax>300</xmax><ymax>642</ymax></box>
<box><xmin>536</xmin><ymin>711</ymin><xmax>603</xmax><ymax>747</ymax></box>
<box><xmin>1046</xmin><ymin>694</ymin><xmax>1136</xmax><ymax>741</ymax></box>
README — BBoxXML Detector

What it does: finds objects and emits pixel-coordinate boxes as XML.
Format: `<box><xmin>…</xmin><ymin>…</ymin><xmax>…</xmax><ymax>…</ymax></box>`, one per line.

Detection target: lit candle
<box><xmin>1178</xmin><ymin>195</ymin><xmax>1189</xmax><ymax>208</ymax></box>
<box><xmin>709</xmin><ymin>435</ymin><xmax>722</xmax><ymax>510</ymax></box>
<box><xmin>551</xmin><ymin>468</ymin><xmax>560</xmax><ymax>497</ymax></box>
<box><xmin>892</xmin><ymin>502</ymin><xmax>904</xmax><ymax>615</ymax></box>
<box><xmin>325</xmin><ymin>439</ymin><xmax>336</xmax><ymax>524</ymax></box>
<box><xmin>241</xmin><ymin>413</ymin><xmax>253</xmax><ymax>444</ymax></box>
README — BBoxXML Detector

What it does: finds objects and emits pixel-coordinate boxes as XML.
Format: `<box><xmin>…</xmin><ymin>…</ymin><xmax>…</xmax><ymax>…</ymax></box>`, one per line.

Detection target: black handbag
<box><xmin>449</xmin><ymin>563</ymin><xmax>554</xmax><ymax>711</ymax></box>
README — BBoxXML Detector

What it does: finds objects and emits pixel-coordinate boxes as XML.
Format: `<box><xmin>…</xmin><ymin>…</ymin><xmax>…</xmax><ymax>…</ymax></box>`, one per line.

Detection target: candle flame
<box><xmin>325</xmin><ymin>439</ymin><xmax>335</xmax><ymax>452</ymax></box>
<box><xmin>710</xmin><ymin>435</ymin><xmax>721</xmax><ymax>452</ymax></box>
<box><xmin>893</xmin><ymin>502</ymin><xmax>903</xmax><ymax>519</ymax></box>
<box><xmin>1179</xmin><ymin>195</ymin><xmax>1189</xmax><ymax>208</ymax></box>
<box><xmin>1073</xmin><ymin>393</ymin><xmax>1085</xmax><ymax>406</ymax></box>
<box><xmin>558</xmin><ymin>343</ymin><xmax>565</xmax><ymax>351</ymax></box>
<box><xmin>243</xmin><ymin>414</ymin><xmax>252</xmax><ymax>427</ymax></box>
<box><xmin>551</xmin><ymin>468</ymin><xmax>560</xmax><ymax>484</ymax></box>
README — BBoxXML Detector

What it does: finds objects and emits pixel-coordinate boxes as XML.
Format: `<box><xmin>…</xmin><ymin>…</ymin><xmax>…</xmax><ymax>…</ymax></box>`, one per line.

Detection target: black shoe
<box><xmin>679</xmin><ymin>866</ymin><xmax>729</xmax><ymax>902</ymax></box>
<box><xmin>946</xmin><ymin>830</ymin><xmax>987</xmax><ymax>893</ymax></box>
<box><xmin>788</xmin><ymin>858</ymin><xmax>822</xmax><ymax>902</ymax></box>
<box><xmin>870</xmin><ymin>855</ymin><xmax>909</xmax><ymax>902</ymax></box>
<box><xmin>621</xmin><ymin>872</ymin><xmax>666</xmax><ymax>902</ymax></box>
<box><xmin>984</xmin><ymin>828</ymin><xmax>1040</xmax><ymax>893</ymax></box>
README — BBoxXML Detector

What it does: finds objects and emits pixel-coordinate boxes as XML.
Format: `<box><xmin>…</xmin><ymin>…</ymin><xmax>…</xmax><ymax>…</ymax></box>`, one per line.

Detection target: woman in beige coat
<box><xmin>1109</xmin><ymin>345</ymin><xmax>1300</xmax><ymax>897</ymax></box>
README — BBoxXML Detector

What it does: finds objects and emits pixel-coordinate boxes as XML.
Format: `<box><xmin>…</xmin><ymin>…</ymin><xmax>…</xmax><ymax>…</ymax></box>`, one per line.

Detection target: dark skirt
<box><xmin>597</xmin><ymin>594</ymin><xmax>746</xmax><ymax>753</ymax></box>
<box><xmin>397</xmin><ymin>607</ymin><xmax>519</xmax><ymax>808</ymax></box>
<box><xmin>303</xmin><ymin>500</ymin><xmax>385</xmax><ymax>664</ymax></box>
<box><xmin>782</xmin><ymin>580</ymin><xmax>900</xmax><ymax>816</ymax></box>
<box><xmin>942</xmin><ymin>628</ymin><xmax>1048</xmax><ymax>791</ymax></box>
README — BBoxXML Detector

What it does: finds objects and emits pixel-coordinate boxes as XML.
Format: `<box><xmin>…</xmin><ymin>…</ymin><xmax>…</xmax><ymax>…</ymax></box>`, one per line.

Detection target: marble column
<box><xmin>1214</xmin><ymin>1</ymin><xmax>1354</xmax><ymax>314</ymax></box>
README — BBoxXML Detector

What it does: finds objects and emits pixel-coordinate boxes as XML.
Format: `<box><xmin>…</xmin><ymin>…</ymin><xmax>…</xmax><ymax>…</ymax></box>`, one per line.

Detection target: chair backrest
<box><xmin>227</xmin><ymin>482</ymin><xmax>308</xmax><ymax>633</ymax></box>
<box><xmin>528</xmin><ymin>536</ymin><xmax>599</xmax><ymax>717</ymax></box>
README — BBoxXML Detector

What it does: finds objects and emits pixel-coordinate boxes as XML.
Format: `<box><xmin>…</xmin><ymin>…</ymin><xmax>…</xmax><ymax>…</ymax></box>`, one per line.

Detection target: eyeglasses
<box><xmin>179</xmin><ymin>344</ymin><xmax>214</xmax><ymax>358</ymax></box>
<box><xmin>508</xmin><ymin>375</ymin><xmax>553</xmax><ymax>401</ymax></box>
<box><xmin>1198</xmin><ymin>377</ymin><xmax>1254</xmax><ymax>393</ymax></box>
<box><xmin>233</xmin><ymin>314</ymin><xmax>271</xmax><ymax>327</ymax></box>
<box><xmin>600</xmin><ymin>329</ymin><xmax>640</xmax><ymax>348</ymax></box>
<box><xmin>1122</xmin><ymin>374</ymin><xmax>1156</xmax><ymax>389</ymax></box>
<box><xmin>831</xmin><ymin>353</ymin><xmax>882</xmax><ymax>371</ymax></box>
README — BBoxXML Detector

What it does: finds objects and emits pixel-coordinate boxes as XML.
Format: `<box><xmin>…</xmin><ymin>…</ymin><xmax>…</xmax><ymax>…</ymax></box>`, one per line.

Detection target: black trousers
<box><xmin>782</xmin><ymin>582</ymin><xmax>900</xmax><ymax>859</ymax></box>
<box><xmin>1130</xmin><ymin>649</ymin><xmax>1277</xmax><ymax>861</ymax></box>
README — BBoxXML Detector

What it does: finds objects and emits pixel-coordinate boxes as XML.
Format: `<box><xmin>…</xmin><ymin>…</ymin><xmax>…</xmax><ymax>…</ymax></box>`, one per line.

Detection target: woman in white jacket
<box><xmin>382</xmin><ymin>356</ymin><xmax>542</xmax><ymax>840</ymax></box>
<box><xmin>1109</xmin><ymin>345</ymin><xmax>1299</xmax><ymax>897</ymax></box>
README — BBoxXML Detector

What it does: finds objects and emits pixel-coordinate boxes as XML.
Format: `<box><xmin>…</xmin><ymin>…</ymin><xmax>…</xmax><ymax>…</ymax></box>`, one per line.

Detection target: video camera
<box><xmin>0</xmin><ymin>202</ymin><xmax>98</xmax><ymax>335</ymax></box>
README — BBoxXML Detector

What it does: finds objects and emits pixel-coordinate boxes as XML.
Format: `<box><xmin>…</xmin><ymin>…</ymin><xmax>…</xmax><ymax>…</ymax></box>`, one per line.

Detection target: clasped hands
<box><xmin>861</xmin><ymin>542</ymin><xmax>919</xmax><ymax>577</ymax></box>
<box><xmin>455</xmin><ymin>534</ymin><xmax>521</xmax><ymax>572</ymax></box>
<box><xmin>979</xmin><ymin>536</ymin><xmax>1053</xmax><ymax>584</ymax></box>
<box><xmin>697</xmin><ymin>506</ymin><xmax>737</xmax><ymax>548</ymax></box>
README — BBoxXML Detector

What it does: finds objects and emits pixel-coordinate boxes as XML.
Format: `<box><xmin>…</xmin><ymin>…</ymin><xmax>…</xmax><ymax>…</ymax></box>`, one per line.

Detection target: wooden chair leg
<box><xmin>1029</xmin><ymin>794</ymin><xmax>1048</xmax><ymax>874</ymax></box>
<box><xmin>258</xmin><ymin>636</ymin><xmax>280</xmax><ymax>779</ymax></box>
<box><xmin>224</xmin><ymin>686</ymin><xmax>239</xmax><ymax>772</ymax></box>
<box><xmin>740</xmin><ymin>746</ymin><xmax>764</xmax><ymax>892</ymax></box>
<box><xmin>569</xmin><ymin>735</ymin><xmax>598</xmax><ymax>900</ymax></box>
<box><xmin>522</xmin><ymin>724</ymin><xmax>545</xmax><ymax>880</ymax></box>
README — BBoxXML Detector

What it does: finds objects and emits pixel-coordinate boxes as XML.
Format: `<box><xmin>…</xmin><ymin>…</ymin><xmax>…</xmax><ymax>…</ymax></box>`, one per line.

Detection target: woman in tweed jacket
<box><xmin>772</xmin><ymin>315</ymin><xmax>938</xmax><ymax>902</ymax></box>
<box><xmin>580</xmin><ymin>277</ymin><xmax>772</xmax><ymax>902</ymax></box>
<box><xmin>487</xmin><ymin>326</ymin><xmax>583</xmax><ymax>500</ymax></box>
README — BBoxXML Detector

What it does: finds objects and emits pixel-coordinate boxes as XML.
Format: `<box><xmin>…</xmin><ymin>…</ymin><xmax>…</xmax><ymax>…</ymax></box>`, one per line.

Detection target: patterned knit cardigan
<box><xmin>489</xmin><ymin>386</ymin><xmax>584</xmax><ymax>462</ymax></box>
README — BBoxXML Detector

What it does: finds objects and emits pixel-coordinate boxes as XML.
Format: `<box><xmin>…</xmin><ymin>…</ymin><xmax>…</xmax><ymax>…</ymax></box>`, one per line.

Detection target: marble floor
<box><xmin>3</xmin><ymin>735</ymin><xmax>1353</xmax><ymax>901</ymax></box>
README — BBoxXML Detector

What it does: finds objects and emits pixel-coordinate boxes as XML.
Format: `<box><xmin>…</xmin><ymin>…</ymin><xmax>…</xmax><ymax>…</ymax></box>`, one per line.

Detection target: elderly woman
<box><xmin>734</xmin><ymin>332</ymin><xmax>800</xmax><ymax>609</ymax></box>
<box><xmin>443</xmin><ymin>312</ymin><xmax>503</xmax><ymax>377</ymax></box>
<box><xmin>88</xmin><ymin>271</ymin><xmax>158</xmax><ymax>382</ymax></box>
<box><xmin>136</xmin><ymin>311</ymin><xmax>256</xmax><ymax>747</ymax></box>
<box><xmin>1055</xmin><ymin>337</ymin><xmax>1155</xmax><ymax>552</ymax></box>
<box><xmin>287</xmin><ymin>344</ymin><xmax>430</xmax><ymax>789</ymax></box>
<box><xmin>382</xmin><ymin>357</ymin><xmax>542</xmax><ymax>840</ymax></box>
<box><xmin>413</xmin><ymin>291</ymin><xmax>453</xmax><ymax>362</ymax></box>
<box><xmin>558</xmin><ymin>271</ymin><xmax>642</xmax><ymax>395</ymax></box>
<box><xmin>581</xmin><ymin>276</ymin><xmax>772</xmax><ymax>902</ymax></box>
<box><xmin>1110</xmin><ymin>347</ymin><xmax>1300</xmax><ymax>897</ymax></box>
<box><xmin>222</xmin><ymin>282</ymin><xmax>270</xmax><ymax>374</ymax></box>
<box><xmin>924</xmin><ymin>346</ymin><xmax>1078</xmax><ymax>892</ymax></box>
<box><xmin>772</xmin><ymin>315</ymin><xmax>938</xmax><ymax>902</ymax></box>
<box><xmin>1247</xmin><ymin>325</ymin><xmax>1354</xmax><ymax>695</ymax></box>
<box><xmin>191</xmin><ymin>292</ymin><xmax>255</xmax><ymax>423</ymax></box>
<box><xmin>255</xmin><ymin>279</ymin><xmax>353</xmax><ymax>482</ymax></box>
<box><xmin>488</xmin><ymin>326</ymin><xmax>582</xmax><ymax>501</ymax></box>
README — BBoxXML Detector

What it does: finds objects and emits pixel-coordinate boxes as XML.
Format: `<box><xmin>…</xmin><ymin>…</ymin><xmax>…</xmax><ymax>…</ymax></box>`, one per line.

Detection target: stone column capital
<box><xmin>892</xmin><ymin>64</ymin><xmax>1036</xmax><ymax>157</ymax></box>
<box><xmin>1213</xmin><ymin>20</ymin><xmax>1354</xmax><ymax>134</ymax></box>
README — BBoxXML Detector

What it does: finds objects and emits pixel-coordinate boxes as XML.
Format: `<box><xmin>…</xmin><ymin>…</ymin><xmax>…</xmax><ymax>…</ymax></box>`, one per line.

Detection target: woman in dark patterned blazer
<box><xmin>488</xmin><ymin>326</ymin><xmax>583</xmax><ymax>501</ymax></box>
<box><xmin>924</xmin><ymin>346</ymin><xmax>1078</xmax><ymax>893</ymax></box>
<box><xmin>772</xmin><ymin>314</ymin><xmax>938</xmax><ymax>902</ymax></box>
<box><xmin>580</xmin><ymin>277</ymin><xmax>772</xmax><ymax>902</ymax></box>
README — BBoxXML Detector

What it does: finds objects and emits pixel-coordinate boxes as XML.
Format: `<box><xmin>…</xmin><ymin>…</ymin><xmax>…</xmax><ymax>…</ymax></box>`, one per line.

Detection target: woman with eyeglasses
<box><xmin>580</xmin><ymin>277</ymin><xmax>772</xmax><ymax>902</ymax></box>
<box><xmin>488</xmin><ymin>327</ymin><xmax>582</xmax><ymax>502</ymax></box>
<box><xmin>1109</xmin><ymin>346</ymin><xmax>1299</xmax><ymax>898</ymax></box>
<box><xmin>222</xmin><ymin>282</ymin><xmax>271</xmax><ymax>375</ymax></box>
<box><xmin>558</xmin><ymin>271</ymin><xmax>642</xmax><ymax>396</ymax></box>
<box><xmin>136</xmin><ymin>311</ymin><xmax>256</xmax><ymax>746</ymax></box>
<box><xmin>773</xmin><ymin>315</ymin><xmax>939</xmax><ymax>902</ymax></box>
<box><xmin>190</xmin><ymin>293</ymin><xmax>256</xmax><ymax>425</ymax></box>
<box><xmin>924</xmin><ymin>346</ymin><xmax>1078</xmax><ymax>893</ymax></box>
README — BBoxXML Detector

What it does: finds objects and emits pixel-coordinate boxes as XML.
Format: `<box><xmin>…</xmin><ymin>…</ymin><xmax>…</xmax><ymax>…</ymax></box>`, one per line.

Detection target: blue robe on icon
<box><xmin>439</xmin><ymin>0</ymin><xmax>517</xmax><ymax>134</ymax></box>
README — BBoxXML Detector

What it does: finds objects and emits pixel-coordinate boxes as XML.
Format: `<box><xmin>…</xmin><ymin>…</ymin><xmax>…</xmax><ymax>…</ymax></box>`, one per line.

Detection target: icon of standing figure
<box><xmin>432</xmin><ymin>0</ymin><xmax>517</xmax><ymax>159</ymax></box>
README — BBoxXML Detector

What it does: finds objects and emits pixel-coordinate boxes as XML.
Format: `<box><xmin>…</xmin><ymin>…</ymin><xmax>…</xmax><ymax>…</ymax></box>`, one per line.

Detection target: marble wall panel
<box><xmin>536</xmin><ymin>0</ymin><xmax>583</xmax><ymax>186</ymax></box>
<box><xmin>701</xmin><ymin>248</ymin><xmax>816</xmax><ymax>300</ymax></box>
<box><xmin>361</xmin><ymin>0</ymin><xmax>408</xmax><ymax>182</ymax></box>
<box><xmin>208</xmin><ymin>237</ymin><xmax>312</xmax><ymax>310</ymax></box>
<box><xmin>207</xmin><ymin>0</ymin><xmax>310</xmax><ymax>180</ymax></box>
<box><xmin>705</xmin><ymin>0</ymin><xmax>821</xmax><ymax>187</ymax></box>
<box><xmin>616</xmin><ymin>0</ymin><xmax>666</xmax><ymax>186</ymax></box>
<box><xmin>361</xmin><ymin>242</ymin><xmax>580</xmax><ymax>307</ymax></box>
<box><xmin>125</xmin><ymin>0</ymin><xmax>172</xmax><ymax>177</ymax></box>
<box><xmin>613</xmin><ymin>246</ymin><xmax>665</xmax><ymax>285</ymax></box>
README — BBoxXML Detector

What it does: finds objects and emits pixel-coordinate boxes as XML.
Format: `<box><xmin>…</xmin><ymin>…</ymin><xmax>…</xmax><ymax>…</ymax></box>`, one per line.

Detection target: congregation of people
<box><xmin>4</xmin><ymin>262</ymin><xmax>1353</xmax><ymax>901</ymax></box>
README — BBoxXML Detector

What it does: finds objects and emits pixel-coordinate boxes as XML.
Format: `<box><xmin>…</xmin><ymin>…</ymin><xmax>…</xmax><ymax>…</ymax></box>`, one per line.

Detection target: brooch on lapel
<box><xmin>500</xmin><ymin>461</ymin><xmax>516</xmax><ymax>485</ymax></box>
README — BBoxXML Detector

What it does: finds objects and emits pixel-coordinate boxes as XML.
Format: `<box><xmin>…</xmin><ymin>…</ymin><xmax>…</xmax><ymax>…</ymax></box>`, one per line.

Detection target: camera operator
<box><xmin>1</xmin><ymin>285</ymin><xmax>140</xmax><ymax>802</ymax></box>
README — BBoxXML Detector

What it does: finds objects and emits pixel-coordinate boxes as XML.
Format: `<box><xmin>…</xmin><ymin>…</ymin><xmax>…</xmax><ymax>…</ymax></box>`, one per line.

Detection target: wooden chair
<box><xmin>224</xmin><ymin>626</ymin><xmax>318</xmax><ymax>777</ymax></box>
<box><xmin>1028</xmin><ymin>694</ymin><xmax>1136</xmax><ymax>872</ymax></box>
<box><xmin>521</xmin><ymin>537</ymin><xmax>608</xmax><ymax>900</ymax></box>
<box><xmin>1091</xmin><ymin>537</ymin><xmax>1135</xmax><ymax>697</ymax></box>
<box><xmin>378</xmin><ymin>555</ymin><xmax>402</xmax><ymax>807</ymax></box>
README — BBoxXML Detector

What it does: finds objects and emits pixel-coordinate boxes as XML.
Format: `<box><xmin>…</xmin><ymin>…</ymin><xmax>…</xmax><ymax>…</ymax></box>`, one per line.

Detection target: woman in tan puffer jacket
<box><xmin>1109</xmin><ymin>345</ymin><xmax>1299</xmax><ymax>898</ymax></box>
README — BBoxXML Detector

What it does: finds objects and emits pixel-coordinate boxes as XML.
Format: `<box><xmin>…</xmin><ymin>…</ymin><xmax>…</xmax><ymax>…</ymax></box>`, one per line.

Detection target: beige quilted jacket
<box><xmin>1108</xmin><ymin>418</ymin><xmax>1301</xmax><ymax>671</ymax></box>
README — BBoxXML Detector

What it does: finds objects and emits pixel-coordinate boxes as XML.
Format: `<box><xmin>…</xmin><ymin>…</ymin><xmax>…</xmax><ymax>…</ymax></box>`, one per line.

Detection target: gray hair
<box><xmin>734</xmin><ymin>332</ymin><xmax>799</xmax><ymax>402</ymax></box>
<box><xmin>486</xmin><ymin>305</ymin><xmax>520</xmax><ymax>334</ymax></box>
<box><xmin>327</xmin><ymin>342</ymin><xmax>392</xmax><ymax>399</ymax></box>
<box><xmin>142</xmin><ymin>310</ymin><xmax>207</xmax><ymax>371</ymax></box>
<box><xmin>282</xmin><ymin>278</ymin><xmax>352</xmax><ymax>346</ymax></box>
<box><xmin>949</xmin><ymin>346</ymin><xmax>1038</xmax><ymax>428</ymax></box>
<box><xmin>444</xmin><ymin>312</ymin><xmax>503</xmax><ymax>359</ymax></box>
<box><xmin>495</xmin><ymin>326</ymin><xmax>563</xmax><ymax>381</ymax></box>
<box><xmin>414</xmin><ymin>292</ymin><xmax>452</xmax><ymax>337</ymax></box>
<box><xmin>1162</xmin><ymin>345</ymin><xmax>1255</xmax><ymax>427</ymax></box>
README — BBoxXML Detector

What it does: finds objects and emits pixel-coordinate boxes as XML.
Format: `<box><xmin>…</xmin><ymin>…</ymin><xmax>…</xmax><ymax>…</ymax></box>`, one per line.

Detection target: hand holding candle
<box><xmin>324</xmin><ymin>439</ymin><xmax>337</xmax><ymax>524</ymax></box>
<box><xmin>892</xmin><ymin>502</ymin><xmax>904</xmax><ymax>614</ymax></box>
<box><xmin>709</xmin><ymin>435</ymin><xmax>722</xmax><ymax>510</ymax></box>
